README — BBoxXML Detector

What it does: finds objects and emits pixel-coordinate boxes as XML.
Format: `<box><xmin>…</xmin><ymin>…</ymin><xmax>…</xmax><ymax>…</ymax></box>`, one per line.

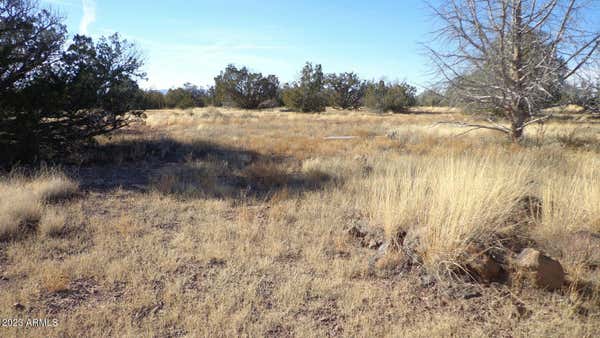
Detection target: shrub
<box><xmin>364</xmin><ymin>80</ymin><xmax>417</xmax><ymax>113</ymax></box>
<box><xmin>326</xmin><ymin>72</ymin><xmax>366</xmax><ymax>109</ymax></box>
<box><xmin>214</xmin><ymin>65</ymin><xmax>279</xmax><ymax>109</ymax></box>
<box><xmin>282</xmin><ymin>62</ymin><xmax>328</xmax><ymax>112</ymax></box>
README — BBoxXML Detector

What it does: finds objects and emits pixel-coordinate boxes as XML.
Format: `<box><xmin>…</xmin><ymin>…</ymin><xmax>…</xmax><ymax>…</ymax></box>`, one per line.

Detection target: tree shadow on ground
<box><xmin>71</xmin><ymin>137</ymin><xmax>335</xmax><ymax>200</ymax></box>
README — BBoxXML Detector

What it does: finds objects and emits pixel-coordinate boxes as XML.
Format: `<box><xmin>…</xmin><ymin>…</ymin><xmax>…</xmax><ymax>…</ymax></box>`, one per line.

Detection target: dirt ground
<box><xmin>0</xmin><ymin>107</ymin><xmax>599</xmax><ymax>337</ymax></box>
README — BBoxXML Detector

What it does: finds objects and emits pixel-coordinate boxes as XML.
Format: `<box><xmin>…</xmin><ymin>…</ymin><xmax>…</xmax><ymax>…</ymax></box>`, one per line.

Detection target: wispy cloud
<box><xmin>79</xmin><ymin>0</ymin><xmax>96</xmax><ymax>35</ymax></box>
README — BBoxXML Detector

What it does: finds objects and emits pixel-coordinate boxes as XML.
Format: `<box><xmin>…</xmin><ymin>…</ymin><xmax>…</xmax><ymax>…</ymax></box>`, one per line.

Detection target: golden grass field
<box><xmin>0</xmin><ymin>107</ymin><xmax>599</xmax><ymax>337</ymax></box>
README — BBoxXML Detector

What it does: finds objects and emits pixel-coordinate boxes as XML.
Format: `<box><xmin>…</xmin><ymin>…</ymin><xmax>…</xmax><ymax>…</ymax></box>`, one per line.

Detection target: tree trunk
<box><xmin>510</xmin><ymin>0</ymin><xmax>525</xmax><ymax>143</ymax></box>
<box><xmin>510</xmin><ymin>108</ymin><xmax>527</xmax><ymax>142</ymax></box>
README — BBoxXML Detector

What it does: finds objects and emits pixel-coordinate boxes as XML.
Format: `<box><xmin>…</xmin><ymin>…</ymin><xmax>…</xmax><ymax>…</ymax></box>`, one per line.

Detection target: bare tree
<box><xmin>428</xmin><ymin>0</ymin><xmax>599</xmax><ymax>141</ymax></box>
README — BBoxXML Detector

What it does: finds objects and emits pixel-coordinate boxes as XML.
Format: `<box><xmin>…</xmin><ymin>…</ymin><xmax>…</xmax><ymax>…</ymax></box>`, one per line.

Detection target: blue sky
<box><xmin>42</xmin><ymin>0</ymin><xmax>435</xmax><ymax>90</ymax></box>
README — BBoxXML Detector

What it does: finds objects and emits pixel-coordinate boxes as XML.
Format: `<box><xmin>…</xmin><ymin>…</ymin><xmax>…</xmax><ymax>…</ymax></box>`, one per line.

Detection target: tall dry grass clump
<box><xmin>369</xmin><ymin>151</ymin><xmax>535</xmax><ymax>275</ymax></box>
<box><xmin>539</xmin><ymin>155</ymin><xmax>600</xmax><ymax>236</ymax></box>
<box><xmin>0</xmin><ymin>179</ymin><xmax>43</xmax><ymax>240</ymax></box>
<box><xmin>32</xmin><ymin>173</ymin><xmax>79</xmax><ymax>202</ymax></box>
<box><xmin>0</xmin><ymin>171</ymin><xmax>78</xmax><ymax>240</ymax></box>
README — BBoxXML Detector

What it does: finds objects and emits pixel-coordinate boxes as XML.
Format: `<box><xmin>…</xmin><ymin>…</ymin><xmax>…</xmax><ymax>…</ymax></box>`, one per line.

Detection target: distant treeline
<box><xmin>140</xmin><ymin>62</ymin><xmax>598</xmax><ymax>114</ymax></box>
<box><xmin>140</xmin><ymin>63</ymin><xmax>418</xmax><ymax>113</ymax></box>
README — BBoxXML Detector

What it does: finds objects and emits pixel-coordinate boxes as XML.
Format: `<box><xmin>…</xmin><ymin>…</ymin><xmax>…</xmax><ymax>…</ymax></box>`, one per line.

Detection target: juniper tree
<box><xmin>282</xmin><ymin>62</ymin><xmax>328</xmax><ymax>112</ymax></box>
<box><xmin>214</xmin><ymin>65</ymin><xmax>279</xmax><ymax>109</ymax></box>
<box><xmin>326</xmin><ymin>72</ymin><xmax>366</xmax><ymax>109</ymax></box>
<box><xmin>0</xmin><ymin>0</ymin><xmax>145</xmax><ymax>166</ymax></box>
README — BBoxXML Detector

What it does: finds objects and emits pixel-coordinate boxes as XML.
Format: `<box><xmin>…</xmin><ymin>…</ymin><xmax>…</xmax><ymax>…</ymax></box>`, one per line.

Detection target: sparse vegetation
<box><xmin>1</xmin><ymin>107</ymin><xmax>599</xmax><ymax>336</ymax></box>
<box><xmin>1</xmin><ymin>0</ymin><xmax>599</xmax><ymax>336</ymax></box>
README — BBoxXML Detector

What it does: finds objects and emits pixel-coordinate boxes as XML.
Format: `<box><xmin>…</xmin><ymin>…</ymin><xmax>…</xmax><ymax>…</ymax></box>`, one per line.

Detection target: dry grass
<box><xmin>38</xmin><ymin>208</ymin><xmax>68</xmax><ymax>237</ymax></box>
<box><xmin>369</xmin><ymin>151</ymin><xmax>535</xmax><ymax>274</ymax></box>
<box><xmin>0</xmin><ymin>107</ymin><xmax>599</xmax><ymax>337</ymax></box>
<box><xmin>0</xmin><ymin>171</ymin><xmax>78</xmax><ymax>240</ymax></box>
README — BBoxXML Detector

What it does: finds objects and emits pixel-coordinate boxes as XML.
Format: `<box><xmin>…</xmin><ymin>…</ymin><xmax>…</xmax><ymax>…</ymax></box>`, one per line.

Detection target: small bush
<box><xmin>40</xmin><ymin>265</ymin><xmax>70</xmax><ymax>293</ymax></box>
<box><xmin>364</xmin><ymin>80</ymin><xmax>417</xmax><ymax>113</ymax></box>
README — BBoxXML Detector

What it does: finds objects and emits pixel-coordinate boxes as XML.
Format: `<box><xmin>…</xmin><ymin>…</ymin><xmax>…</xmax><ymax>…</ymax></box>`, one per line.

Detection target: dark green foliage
<box><xmin>364</xmin><ymin>80</ymin><xmax>417</xmax><ymax>113</ymax></box>
<box><xmin>0</xmin><ymin>0</ymin><xmax>145</xmax><ymax>167</ymax></box>
<box><xmin>282</xmin><ymin>62</ymin><xmax>328</xmax><ymax>112</ymax></box>
<box><xmin>166</xmin><ymin>88</ymin><xmax>194</xmax><ymax>109</ymax></box>
<box><xmin>183</xmin><ymin>83</ymin><xmax>208</xmax><ymax>107</ymax></box>
<box><xmin>165</xmin><ymin>83</ymin><xmax>207</xmax><ymax>109</ymax></box>
<box><xmin>54</xmin><ymin>34</ymin><xmax>145</xmax><ymax>113</ymax></box>
<box><xmin>1</xmin><ymin>0</ymin><xmax>66</xmax><ymax>166</ymax></box>
<box><xmin>0</xmin><ymin>0</ymin><xmax>66</xmax><ymax>93</ymax></box>
<box><xmin>214</xmin><ymin>65</ymin><xmax>279</xmax><ymax>109</ymax></box>
<box><xmin>326</xmin><ymin>72</ymin><xmax>366</xmax><ymax>109</ymax></box>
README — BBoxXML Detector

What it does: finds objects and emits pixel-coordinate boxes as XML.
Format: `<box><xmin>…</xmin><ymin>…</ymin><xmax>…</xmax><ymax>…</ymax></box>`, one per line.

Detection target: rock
<box><xmin>463</xmin><ymin>243</ymin><xmax>506</xmax><ymax>283</ymax></box>
<box><xmin>374</xmin><ymin>250</ymin><xmax>406</xmax><ymax>271</ymax></box>
<box><xmin>514</xmin><ymin>248</ymin><xmax>565</xmax><ymax>290</ymax></box>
